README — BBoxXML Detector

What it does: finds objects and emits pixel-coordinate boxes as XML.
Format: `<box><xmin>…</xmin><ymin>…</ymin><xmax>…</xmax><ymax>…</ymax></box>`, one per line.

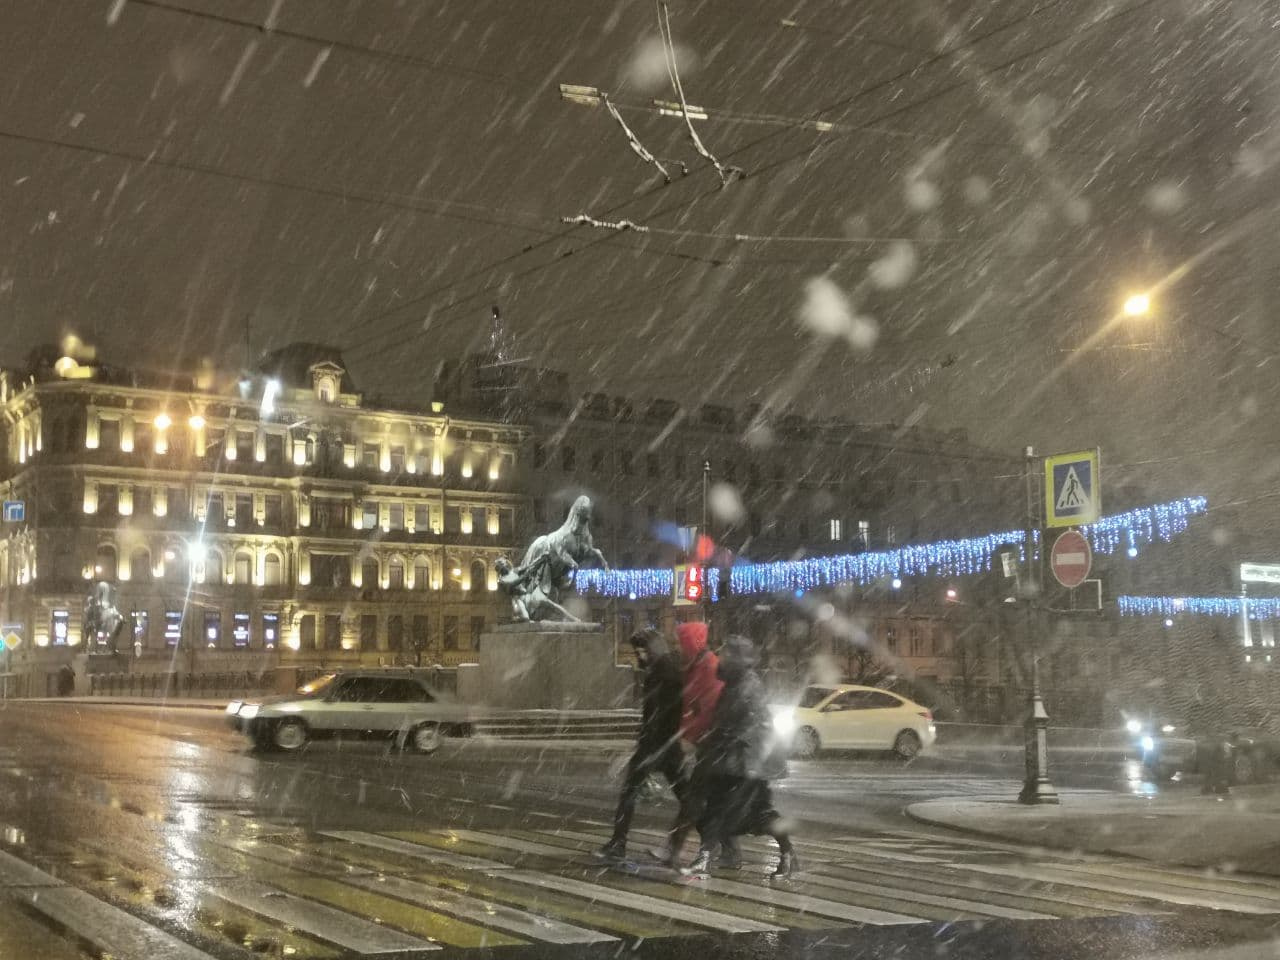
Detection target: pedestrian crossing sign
<box><xmin>1045</xmin><ymin>449</ymin><xmax>1100</xmax><ymax>528</ymax></box>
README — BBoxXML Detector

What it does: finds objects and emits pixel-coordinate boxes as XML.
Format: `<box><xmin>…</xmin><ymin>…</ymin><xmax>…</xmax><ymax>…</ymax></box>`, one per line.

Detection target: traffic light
<box><xmin>685</xmin><ymin>564</ymin><xmax>704</xmax><ymax>603</ymax></box>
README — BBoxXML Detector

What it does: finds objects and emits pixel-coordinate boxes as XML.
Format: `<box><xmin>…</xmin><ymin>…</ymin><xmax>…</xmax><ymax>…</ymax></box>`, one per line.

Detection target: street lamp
<box><xmin>1122</xmin><ymin>292</ymin><xmax>1151</xmax><ymax>317</ymax></box>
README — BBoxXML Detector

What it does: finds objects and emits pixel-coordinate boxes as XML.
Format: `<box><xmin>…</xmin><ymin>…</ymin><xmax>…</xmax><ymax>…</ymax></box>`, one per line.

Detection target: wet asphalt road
<box><xmin>0</xmin><ymin>702</ymin><xmax>1277</xmax><ymax>960</ymax></box>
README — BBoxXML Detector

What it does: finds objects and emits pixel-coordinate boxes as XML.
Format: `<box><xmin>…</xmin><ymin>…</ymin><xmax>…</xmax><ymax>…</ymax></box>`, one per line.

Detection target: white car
<box><xmin>771</xmin><ymin>684</ymin><xmax>937</xmax><ymax>759</ymax></box>
<box><xmin>227</xmin><ymin>670</ymin><xmax>473</xmax><ymax>754</ymax></box>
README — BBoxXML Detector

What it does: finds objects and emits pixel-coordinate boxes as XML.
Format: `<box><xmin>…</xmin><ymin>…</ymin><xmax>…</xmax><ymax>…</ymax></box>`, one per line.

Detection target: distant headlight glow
<box><xmin>772</xmin><ymin>711</ymin><xmax>796</xmax><ymax>736</ymax></box>
<box><xmin>1140</xmin><ymin>735</ymin><xmax>1154</xmax><ymax>752</ymax></box>
<box><xmin>1126</xmin><ymin>719</ymin><xmax>1142</xmax><ymax>735</ymax></box>
<box><xmin>1161</xmin><ymin>724</ymin><xmax>1176</xmax><ymax>733</ymax></box>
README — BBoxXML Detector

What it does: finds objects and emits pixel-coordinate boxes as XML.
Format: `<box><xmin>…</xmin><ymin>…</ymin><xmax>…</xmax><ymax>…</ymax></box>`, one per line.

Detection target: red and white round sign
<box><xmin>1050</xmin><ymin>529</ymin><xmax>1092</xmax><ymax>589</ymax></box>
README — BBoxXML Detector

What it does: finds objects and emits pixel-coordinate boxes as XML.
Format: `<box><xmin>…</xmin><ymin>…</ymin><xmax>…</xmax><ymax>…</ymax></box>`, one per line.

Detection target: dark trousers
<box><xmin>610</xmin><ymin>739</ymin><xmax>689</xmax><ymax>846</ymax></box>
<box><xmin>698</xmin><ymin>775</ymin><xmax>785</xmax><ymax>850</ymax></box>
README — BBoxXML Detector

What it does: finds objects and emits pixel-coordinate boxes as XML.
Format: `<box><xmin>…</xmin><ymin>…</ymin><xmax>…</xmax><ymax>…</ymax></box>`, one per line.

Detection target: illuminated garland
<box><xmin>575</xmin><ymin>496</ymin><xmax>1208</xmax><ymax>600</ymax></box>
<box><xmin>1119</xmin><ymin>596</ymin><xmax>1280</xmax><ymax>621</ymax></box>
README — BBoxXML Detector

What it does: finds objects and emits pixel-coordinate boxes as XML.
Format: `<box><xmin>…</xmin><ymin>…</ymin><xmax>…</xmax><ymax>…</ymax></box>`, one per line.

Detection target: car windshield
<box><xmin>5</xmin><ymin>4</ymin><xmax>1280</xmax><ymax>958</ymax></box>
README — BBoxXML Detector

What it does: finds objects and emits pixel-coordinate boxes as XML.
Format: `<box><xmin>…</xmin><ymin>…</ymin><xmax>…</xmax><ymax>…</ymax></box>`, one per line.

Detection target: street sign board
<box><xmin>1</xmin><ymin>624</ymin><xmax>22</xmax><ymax>650</ymax></box>
<box><xmin>1241</xmin><ymin>563</ymin><xmax>1280</xmax><ymax>586</ymax></box>
<box><xmin>1050</xmin><ymin>529</ymin><xmax>1093</xmax><ymax>589</ymax></box>
<box><xmin>1045</xmin><ymin>450</ymin><xmax>1100</xmax><ymax>528</ymax></box>
<box><xmin>2</xmin><ymin>500</ymin><xmax>23</xmax><ymax>523</ymax></box>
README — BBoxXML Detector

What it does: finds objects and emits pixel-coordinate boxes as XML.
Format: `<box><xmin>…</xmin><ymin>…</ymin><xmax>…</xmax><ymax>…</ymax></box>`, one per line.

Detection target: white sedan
<box><xmin>771</xmin><ymin>684</ymin><xmax>937</xmax><ymax>759</ymax></box>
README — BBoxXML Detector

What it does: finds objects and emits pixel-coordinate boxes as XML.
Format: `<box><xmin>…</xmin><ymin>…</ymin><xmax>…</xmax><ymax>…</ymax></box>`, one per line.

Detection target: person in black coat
<box><xmin>686</xmin><ymin>635</ymin><xmax>796</xmax><ymax>878</ymax></box>
<box><xmin>596</xmin><ymin>626</ymin><xmax>689</xmax><ymax>861</ymax></box>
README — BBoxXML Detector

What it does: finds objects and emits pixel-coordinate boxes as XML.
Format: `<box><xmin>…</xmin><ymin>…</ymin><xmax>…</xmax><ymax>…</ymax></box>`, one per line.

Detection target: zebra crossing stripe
<box><xmin>213</xmin><ymin>838</ymin><xmax>374</xmax><ymax>877</ymax></box>
<box><xmin>0</xmin><ymin>852</ymin><xmax>214</xmax><ymax>960</ymax></box>
<box><xmin>319</xmin><ymin>830</ymin><xmax>513</xmax><ymax>871</ymax></box>
<box><xmin>210</xmin><ymin>879</ymin><xmax>436</xmax><ymax>954</ymax></box>
<box><xmin>433</xmin><ymin>829</ymin><xmax>593</xmax><ymax>860</ymax></box>
<box><xmin>342</xmin><ymin>872</ymin><xmax>619</xmax><ymax>944</ymax></box>
<box><xmin>497</xmin><ymin>869</ymin><xmax>786</xmax><ymax>934</ymax></box>
<box><xmin>1044</xmin><ymin>860</ymin><xmax>1280</xmax><ymax>902</ymax></box>
<box><xmin>796</xmin><ymin>867</ymin><xmax>1056</xmax><ymax>920</ymax></box>
<box><xmin>961</xmin><ymin>862</ymin><xmax>1280</xmax><ymax>914</ymax></box>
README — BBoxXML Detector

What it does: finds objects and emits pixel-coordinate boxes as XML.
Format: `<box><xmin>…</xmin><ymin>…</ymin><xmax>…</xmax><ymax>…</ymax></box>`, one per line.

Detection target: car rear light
<box><xmin>918</xmin><ymin>710</ymin><xmax>933</xmax><ymax>721</ymax></box>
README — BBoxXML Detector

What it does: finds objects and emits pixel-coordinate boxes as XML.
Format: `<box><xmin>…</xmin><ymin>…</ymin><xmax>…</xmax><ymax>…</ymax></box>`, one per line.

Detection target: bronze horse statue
<box><xmin>507</xmin><ymin>495</ymin><xmax>609</xmax><ymax>621</ymax></box>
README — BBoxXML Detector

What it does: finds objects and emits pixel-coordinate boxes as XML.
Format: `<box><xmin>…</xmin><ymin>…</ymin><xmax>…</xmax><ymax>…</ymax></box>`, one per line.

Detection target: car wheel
<box><xmin>893</xmin><ymin>729</ymin><xmax>922</xmax><ymax>760</ymax></box>
<box><xmin>793</xmin><ymin>726</ymin><xmax>820</xmax><ymax>759</ymax></box>
<box><xmin>409</xmin><ymin>723</ymin><xmax>442</xmax><ymax>755</ymax></box>
<box><xmin>273</xmin><ymin>719</ymin><xmax>309</xmax><ymax>752</ymax></box>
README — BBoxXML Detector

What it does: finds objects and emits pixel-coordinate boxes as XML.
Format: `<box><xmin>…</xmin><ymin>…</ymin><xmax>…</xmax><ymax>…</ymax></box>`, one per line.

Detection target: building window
<box><xmin>361</xmin><ymin>501</ymin><xmax>378</xmax><ymax>530</ymax></box>
<box><xmin>265</xmin><ymin>433</ymin><xmax>285</xmax><ymax>464</ymax></box>
<box><xmin>390</xmin><ymin>446</ymin><xmax>406</xmax><ymax>473</ymax></box>
<box><xmin>234</xmin><ymin>552</ymin><xmax>252</xmax><ymax>585</ymax></box>
<box><xmin>387</xmin><ymin>615</ymin><xmax>404</xmax><ymax>653</ymax></box>
<box><xmin>361</xmin><ymin>557</ymin><xmax>380</xmax><ymax>589</ymax></box>
<box><xmin>909</xmin><ymin>625</ymin><xmax>925</xmax><ymax>657</ymax></box>
<box><xmin>561</xmin><ymin>445</ymin><xmax>575</xmax><ymax>471</ymax></box>
<box><xmin>388</xmin><ymin>559</ymin><xmax>405</xmax><ymax>590</ymax></box>
<box><xmin>132</xmin><ymin>611</ymin><xmax>149</xmax><ymax>649</ymax></box>
<box><xmin>51</xmin><ymin>609</ymin><xmax>70</xmax><ymax>646</ymax></box>
<box><xmin>299</xmin><ymin>614</ymin><xmax>316</xmax><ymax>651</ymax></box>
<box><xmin>885</xmin><ymin>524</ymin><xmax>897</xmax><ymax>546</ymax></box>
<box><xmin>98</xmin><ymin>418</ymin><xmax>121</xmax><ymax>451</ymax></box>
<box><xmin>264</xmin><ymin>495</ymin><xmax>283</xmax><ymax>527</ymax></box>
<box><xmin>414</xmin><ymin>560</ymin><xmax>430</xmax><ymax>590</ymax></box>
<box><xmin>312</xmin><ymin>553</ymin><xmax>348</xmax><ymax>588</ymax></box>
<box><xmin>469</xmin><ymin>559</ymin><xmax>486</xmax><ymax>592</ymax></box>
<box><xmin>470</xmin><ymin>616</ymin><xmax>485</xmax><ymax>649</ymax></box>
<box><xmin>591</xmin><ymin>450</ymin><xmax>606</xmax><ymax>473</ymax></box>
<box><xmin>262</xmin><ymin>612</ymin><xmax>280</xmax><ymax>649</ymax></box>
<box><xmin>233</xmin><ymin>612</ymin><xmax>251</xmax><ymax>648</ymax></box>
<box><xmin>98</xmin><ymin>484</ymin><xmax>119</xmax><ymax>516</ymax></box>
<box><xmin>828</xmin><ymin>518</ymin><xmax>842</xmax><ymax>541</ymax></box>
<box><xmin>444</xmin><ymin>615</ymin><xmax>459</xmax><ymax>650</ymax></box>
<box><xmin>162</xmin><ymin>610</ymin><xmax>182</xmax><ymax>648</ymax></box>
<box><xmin>235</xmin><ymin>431</ymin><xmax>254</xmax><ymax>462</ymax></box>
<box><xmin>414</xmin><ymin>504</ymin><xmax>430</xmax><ymax>530</ymax></box>
<box><xmin>325</xmin><ymin>614</ymin><xmax>343</xmax><ymax>650</ymax></box>
<box><xmin>389</xmin><ymin>503</ymin><xmax>405</xmax><ymax>531</ymax></box>
<box><xmin>858</xmin><ymin>519</ymin><xmax>871</xmax><ymax>548</ymax></box>
<box><xmin>204</xmin><ymin>551</ymin><xmax>224</xmax><ymax>585</ymax></box>
<box><xmin>263</xmin><ymin>554</ymin><xmax>283</xmax><ymax>586</ymax></box>
<box><xmin>134</xmin><ymin>487</ymin><xmax>152</xmax><ymax>517</ymax></box>
<box><xmin>359</xmin><ymin>614</ymin><xmax>377</xmax><ymax>651</ymax></box>
<box><xmin>235</xmin><ymin>494</ymin><xmax>253</xmax><ymax>528</ymax></box>
<box><xmin>884</xmin><ymin>625</ymin><xmax>897</xmax><ymax>654</ymax></box>
<box><xmin>95</xmin><ymin>544</ymin><xmax>118</xmax><ymax>581</ymax></box>
<box><xmin>412</xmin><ymin>615</ymin><xmax>429</xmax><ymax>656</ymax></box>
<box><xmin>130</xmin><ymin>547</ymin><xmax>152</xmax><ymax>582</ymax></box>
<box><xmin>362</xmin><ymin>443</ymin><xmax>379</xmax><ymax>469</ymax></box>
<box><xmin>204</xmin><ymin>610</ymin><xmax>221</xmax><ymax>648</ymax></box>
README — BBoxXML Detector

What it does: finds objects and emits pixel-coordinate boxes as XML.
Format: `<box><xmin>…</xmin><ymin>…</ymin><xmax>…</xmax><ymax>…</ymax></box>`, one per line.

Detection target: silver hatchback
<box><xmin>226</xmin><ymin>671</ymin><xmax>471</xmax><ymax>754</ymax></box>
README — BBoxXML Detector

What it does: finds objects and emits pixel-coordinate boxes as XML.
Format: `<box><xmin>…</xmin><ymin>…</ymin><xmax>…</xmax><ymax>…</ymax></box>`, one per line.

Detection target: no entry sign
<box><xmin>1050</xmin><ymin>529</ymin><xmax>1092</xmax><ymax>589</ymax></box>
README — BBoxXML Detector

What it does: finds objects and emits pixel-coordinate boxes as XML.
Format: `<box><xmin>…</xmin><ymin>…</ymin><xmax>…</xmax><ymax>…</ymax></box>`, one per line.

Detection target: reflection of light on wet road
<box><xmin>1123</xmin><ymin>760</ymin><xmax>1161</xmax><ymax>796</ymax></box>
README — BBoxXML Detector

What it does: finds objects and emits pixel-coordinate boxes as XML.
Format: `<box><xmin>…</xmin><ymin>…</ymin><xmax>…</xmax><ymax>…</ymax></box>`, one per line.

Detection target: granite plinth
<box><xmin>459</xmin><ymin>622</ymin><xmax>634</xmax><ymax>709</ymax></box>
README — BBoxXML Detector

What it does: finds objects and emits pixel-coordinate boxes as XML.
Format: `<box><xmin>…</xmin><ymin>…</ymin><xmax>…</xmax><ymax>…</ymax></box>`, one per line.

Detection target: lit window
<box><xmin>829</xmin><ymin>518</ymin><xmax>842</xmax><ymax>541</ymax></box>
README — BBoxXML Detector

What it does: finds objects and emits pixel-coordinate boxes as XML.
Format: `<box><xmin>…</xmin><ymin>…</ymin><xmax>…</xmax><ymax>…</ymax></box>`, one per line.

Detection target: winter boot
<box><xmin>593</xmin><ymin>839</ymin><xmax>627</xmax><ymax>863</ymax></box>
<box><xmin>682</xmin><ymin>849</ymin><xmax>712</xmax><ymax>876</ymax></box>
<box><xmin>717</xmin><ymin>837</ymin><xmax>743</xmax><ymax>870</ymax></box>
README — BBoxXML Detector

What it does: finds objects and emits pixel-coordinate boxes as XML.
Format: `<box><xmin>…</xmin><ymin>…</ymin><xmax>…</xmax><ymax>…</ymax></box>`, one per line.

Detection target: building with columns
<box><xmin>0</xmin><ymin>343</ymin><xmax>524</xmax><ymax>693</ymax></box>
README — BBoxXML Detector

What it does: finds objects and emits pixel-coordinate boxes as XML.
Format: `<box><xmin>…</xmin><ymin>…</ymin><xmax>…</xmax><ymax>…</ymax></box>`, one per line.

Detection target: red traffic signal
<box><xmin>685</xmin><ymin>564</ymin><xmax>703</xmax><ymax>602</ymax></box>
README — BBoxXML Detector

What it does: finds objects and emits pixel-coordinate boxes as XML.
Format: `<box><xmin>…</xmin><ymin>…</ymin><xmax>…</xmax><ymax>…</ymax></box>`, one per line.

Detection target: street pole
<box><xmin>701</xmin><ymin>459</ymin><xmax>711</xmax><ymax>630</ymax></box>
<box><xmin>1019</xmin><ymin>445</ymin><xmax>1059</xmax><ymax>805</ymax></box>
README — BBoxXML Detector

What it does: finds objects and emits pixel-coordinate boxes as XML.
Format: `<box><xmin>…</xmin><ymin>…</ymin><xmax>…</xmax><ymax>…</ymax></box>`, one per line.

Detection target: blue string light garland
<box><xmin>575</xmin><ymin>496</ymin><xmax>1208</xmax><ymax>600</ymax></box>
<box><xmin>1119</xmin><ymin>595</ymin><xmax>1280</xmax><ymax>621</ymax></box>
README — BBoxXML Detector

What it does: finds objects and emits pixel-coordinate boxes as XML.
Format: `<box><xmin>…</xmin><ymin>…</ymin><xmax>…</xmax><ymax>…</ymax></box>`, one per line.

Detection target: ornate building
<box><xmin>0</xmin><ymin>343</ymin><xmax>524</xmax><ymax>693</ymax></box>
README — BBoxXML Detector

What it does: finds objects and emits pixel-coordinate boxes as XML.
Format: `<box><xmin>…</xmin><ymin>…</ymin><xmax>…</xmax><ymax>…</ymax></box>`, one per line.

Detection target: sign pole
<box><xmin>1019</xmin><ymin>446</ymin><xmax>1059</xmax><ymax>805</ymax></box>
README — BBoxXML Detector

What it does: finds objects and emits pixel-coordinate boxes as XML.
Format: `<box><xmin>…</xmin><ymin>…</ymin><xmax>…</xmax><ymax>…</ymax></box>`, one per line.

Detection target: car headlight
<box><xmin>225</xmin><ymin>701</ymin><xmax>242</xmax><ymax>716</ymax></box>
<box><xmin>238</xmin><ymin>703</ymin><xmax>259</xmax><ymax>720</ymax></box>
<box><xmin>1141</xmin><ymin>735</ymin><xmax>1154</xmax><ymax>752</ymax></box>
<box><xmin>1161</xmin><ymin>724</ymin><xmax>1176</xmax><ymax>734</ymax></box>
<box><xmin>772</xmin><ymin>711</ymin><xmax>796</xmax><ymax>736</ymax></box>
<box><xmin>1126</xmin><ymin>719</ymin><xmax>1142</xmax><ymax>735</ymax></box>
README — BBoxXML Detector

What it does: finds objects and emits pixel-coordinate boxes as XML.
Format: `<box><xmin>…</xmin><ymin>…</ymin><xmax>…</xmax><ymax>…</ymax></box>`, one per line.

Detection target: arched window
<box><xmin>469</xmin><ymin>559</ymin><xmax>487</xmax><ymax>593</ymax></box>
<box><xmin>362</xmin><ymin>557</ymin><xmax>380</xmax><ymax>590</ymax></box>
<box><xmin>413</xmin><ymin>558</ymin><xmax>431</xmax><ymax>591</ymax></box>
<box><xmin>95</xmin><ymin>544</ymin><xmax>117</xmax><ymax>581</ymax></box>
<box><xmin>234</xmin><ymin>551</ymin><xmax>253</xmax><ymax>585</ymax></box>
<box><xmin>388</xmin><ymin>558</ymin><xmax>405</xmax><ymax>590</ymax></box>
<box><xmin>204</xmin><ymin>550</ymin><xmax>224</xmax><ymax>585</ymax></box>
<box><xmin>263</xmin><ymin>553</ymin><xmax>283</xmax><ymax>586</ymax></box>
<box><xmin>130</xmin><ymin>547</ymin><xmax>152</xmax><ymax>583</ymax></box>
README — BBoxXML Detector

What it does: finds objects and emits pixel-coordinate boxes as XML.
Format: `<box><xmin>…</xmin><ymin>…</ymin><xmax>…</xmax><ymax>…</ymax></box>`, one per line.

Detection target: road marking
<box><xmin>210</xmin><ymin>879</ymin><xmax>437</xmax><ymax>954</ymax></box>
<box><xmin>798</xmin><ymin>868</ymin><xmax>1055</xmax><ymax>920</ymax></box>
<box><xmin>1</xmin><ymin>852</ymin><xmax>214</xmax><ymax>960</ymax></box>
<box><xmin>962</xmin><ymin>862</ymin><xmax>1280</xmax><ymax>914</ymax></box>
<box><xmin>438</xmin><ymin>829</ymin><xmax>593</xmax><ymax>860</ymax></box>
<box><xmin>499</xmin><ymin>869</ymin><xmax>785</xmax><ymax>934</ymax></box>
<box><xmin>320</xmin><ymin>830</ymin><xmax>513</xmax><ymax>871</ymax></box>
<box><xmin>343</xmin><ymin>872</ymin><xmax>618</xmax><ymax>944</ymax></box>
<box><xmin>213</xmin><ymin>838</ymin><xmax>374</xmax><ymax>877</ymax></box>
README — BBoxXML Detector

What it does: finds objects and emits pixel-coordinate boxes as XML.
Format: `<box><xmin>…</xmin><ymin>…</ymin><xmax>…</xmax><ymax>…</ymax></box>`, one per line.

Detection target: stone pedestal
<box><xmin>460</xmin><ymin>621</ymin><xmax>634</xmax><ymax>710</ymax></box>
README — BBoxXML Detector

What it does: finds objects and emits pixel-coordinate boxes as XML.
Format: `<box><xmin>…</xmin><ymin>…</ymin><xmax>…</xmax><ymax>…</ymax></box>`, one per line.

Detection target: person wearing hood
<box><xmin>596</xmin><ymin>626</ymin><xmax>688</xmax><ymax>862</ymax></box>
<box><xmin>685</xmin><ymin>635</ymin><xmax>796</xmax><ymax>878</ymax></box>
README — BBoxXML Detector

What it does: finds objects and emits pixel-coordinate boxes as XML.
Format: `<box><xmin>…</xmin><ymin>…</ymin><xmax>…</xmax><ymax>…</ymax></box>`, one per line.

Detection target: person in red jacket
<box><xmin>658</xmin><ymin>621</ymin><xmax>741</xmax><ymax>869</ymax></box>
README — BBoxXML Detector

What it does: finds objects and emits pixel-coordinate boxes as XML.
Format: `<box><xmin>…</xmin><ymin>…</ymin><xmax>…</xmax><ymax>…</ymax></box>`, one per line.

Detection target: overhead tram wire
<box><xmin>0</xmin><ymin>125</ymin><xmax>562</xmax><ymax>238</ymax></box>
<box><xmin>124</xmin><ymin>0</ymin><xmax>509</xmax><ymax>86</ymax></box>
<box><xmin>342</xmin><ymin>0</ymin><xmax>1145</xmax><ymax>361</ymax></box>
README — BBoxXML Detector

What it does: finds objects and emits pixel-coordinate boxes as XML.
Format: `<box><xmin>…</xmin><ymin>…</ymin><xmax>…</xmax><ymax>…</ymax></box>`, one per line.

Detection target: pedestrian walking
<box><xmin>596</xmin><ymin>626</ymin><xmax>688</xmax><ymax>862</ymax></box>
<box><xmin>685</xmin><ymin>635</ymin><xmax>796</xmax><ymax>879</ymax></box>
